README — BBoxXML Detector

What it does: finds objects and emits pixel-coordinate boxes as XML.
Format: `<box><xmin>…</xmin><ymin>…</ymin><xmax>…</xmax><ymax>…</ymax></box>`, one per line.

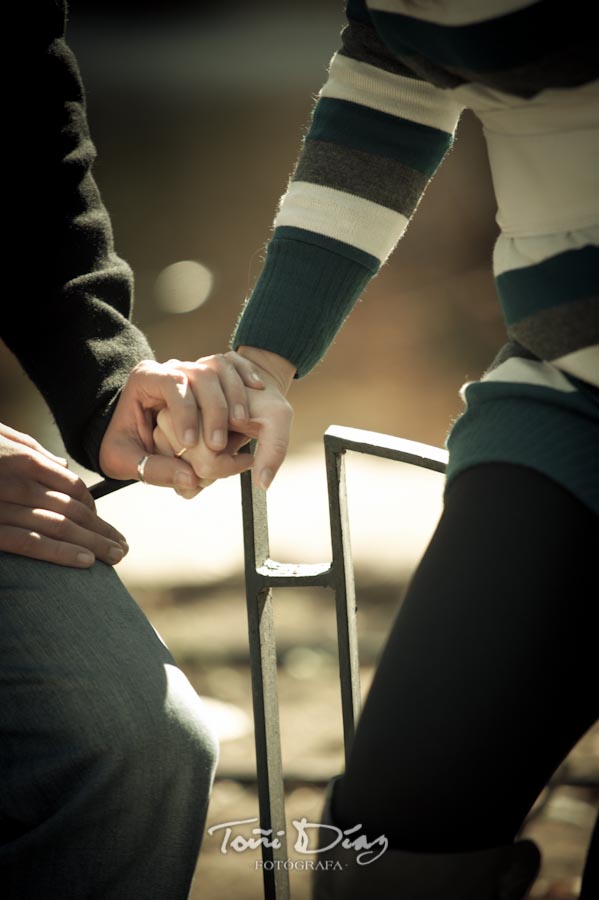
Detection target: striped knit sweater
<box><xmin>233</xmin><ymin>0</ymin><xmax>599</xmax><ymax>511</ymax></box>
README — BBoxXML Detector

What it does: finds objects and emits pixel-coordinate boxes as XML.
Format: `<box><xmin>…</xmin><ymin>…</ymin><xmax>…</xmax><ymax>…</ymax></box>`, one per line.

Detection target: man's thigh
<box><xmin>0</xmin><ymin>552</ymin><xmax>217</xmax><ymax>899</ymax></box>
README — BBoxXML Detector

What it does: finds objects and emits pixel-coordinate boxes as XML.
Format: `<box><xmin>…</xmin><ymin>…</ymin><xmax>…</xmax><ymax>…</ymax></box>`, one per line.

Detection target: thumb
<box><xmin>250</xmin><ymin>418</ymin><xmax>291</xmax><ymax>490</ymax></box>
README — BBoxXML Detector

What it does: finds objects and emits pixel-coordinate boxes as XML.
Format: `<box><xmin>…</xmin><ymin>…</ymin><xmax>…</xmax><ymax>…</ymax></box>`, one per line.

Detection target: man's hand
<box><xmin>0</xmin><ymin>424</ymin><xmax>129</xmax><ymax>569</ymax></box>
<box><xmin>99</xmin><ymin>353</ymin><xmax>264</xmax><ymax>491</ymax></box>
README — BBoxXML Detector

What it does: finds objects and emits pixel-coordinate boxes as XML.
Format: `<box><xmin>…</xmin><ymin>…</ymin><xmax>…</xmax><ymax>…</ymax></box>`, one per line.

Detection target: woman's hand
<box><xmin>234</xmin><ymin>347</ymin><xmax>296</xmax><ymax>490</ymax></box>
<box><xmin>0</xmin><ymin>424</ymin><xmax>129</xmax><ymax>568</ymax></box>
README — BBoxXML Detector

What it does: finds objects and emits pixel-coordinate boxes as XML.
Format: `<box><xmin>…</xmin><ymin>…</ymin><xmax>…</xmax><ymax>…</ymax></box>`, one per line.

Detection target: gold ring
<box><xmin>137</xmin><ymin>455</ymin><xmax>150</xmax><ymax>483</ymax></box>
<box><xmin>174</xmin><ymin>447</ymin><xmax>187</xmax><ymax>459</ymax></box>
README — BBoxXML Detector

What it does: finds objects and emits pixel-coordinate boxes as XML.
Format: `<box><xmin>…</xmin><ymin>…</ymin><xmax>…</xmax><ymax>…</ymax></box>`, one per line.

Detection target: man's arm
<box><xmin>2</xmin><ymin>3</ymin><xmax>153</xmax><ymax>474</ymax></box>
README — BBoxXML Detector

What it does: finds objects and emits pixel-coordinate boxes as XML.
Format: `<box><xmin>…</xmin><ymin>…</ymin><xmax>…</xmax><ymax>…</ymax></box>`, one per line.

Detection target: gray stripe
<box><xmin>339</xmin><ymin>21</ymin><xmax>430</xmax><ymax>81</ymax></box>
<box><xmin>293</xmin><ymin>140</ymin><xmax>426</xmax><ymax>216</ymax></box>
<box><xmin>485</xmin><ymin>340</ymin><xmax>539</xmax><ymax>375</ymax></box>
<box><xmin>508</xmin><ymin>295</ymin><xmax>599</xmax><ymax>360</ymax></box>
<box><xmin>443</xmin><ymin>42</ymin><xmax>598</xmax><ymax>98</ymax></box>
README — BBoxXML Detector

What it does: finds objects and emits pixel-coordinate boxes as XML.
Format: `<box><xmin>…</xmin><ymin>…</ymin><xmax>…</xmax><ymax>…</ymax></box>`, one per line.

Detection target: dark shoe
<box><xmin>312</xmin><ymin>779</ymin><xmax>541</xmax><ymax>900</ymax></box>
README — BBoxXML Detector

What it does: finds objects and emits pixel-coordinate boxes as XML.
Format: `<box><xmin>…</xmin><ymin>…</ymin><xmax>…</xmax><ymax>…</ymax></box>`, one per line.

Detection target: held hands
<box><xmin>153</xmin><ymin>348</ymin><xmax>296</xmax><ymax>499</ymax></box>
<box><xmin>0</xmin><ymin>350</ymin><xmax>291</xmax><ymax>567</ymax></box>
<box><xmin>99</xmin><ymin>352</ymin><xmax>265</xmax><ymax>491</ymax></box>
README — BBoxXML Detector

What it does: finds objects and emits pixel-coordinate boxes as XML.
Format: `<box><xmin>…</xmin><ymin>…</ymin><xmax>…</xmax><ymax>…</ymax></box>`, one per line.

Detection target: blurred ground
<box><xmin>130</xmin><ymin>578</ymin><xmax>598</xmax><ymax>900</ymax></box>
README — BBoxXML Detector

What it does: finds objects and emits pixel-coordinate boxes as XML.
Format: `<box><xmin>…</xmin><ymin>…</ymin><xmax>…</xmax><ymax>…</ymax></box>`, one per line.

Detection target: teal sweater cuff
<box><xmin>232</xmin><ymin>229</ymin><xmax>378</xmax><ymax>377</ymax></box>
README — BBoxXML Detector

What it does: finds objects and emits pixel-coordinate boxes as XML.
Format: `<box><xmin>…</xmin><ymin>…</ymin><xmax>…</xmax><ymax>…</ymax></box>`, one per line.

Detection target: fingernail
<box><xmin>77</xmin><ymin>551</ymin><xmax>94</xmax><ymax>566</ymax></box>
<box><xmin>251</xmin><ymin>372</ymin><xmax>263</xmax><ymax>384</ymax></box>
<box><xmin>108</xmin><ymin>546</ymin><xmax>124</xmax><ymax>563</ymax></box>
<box><xmin>175</xmin><ymin>471</ymin><xmax>195</xmax><ymax>489</ymax></box>
<box><xmin>119</xmin><ymin>539</ymin><xmax>129</xmax><ymax>553</ymax></box>
<box><xmin>183</xmin><ymin>429</ymin><xmax>197</xmax><ymax>447</ymax></box>
<box><xmin>260</xmin><ymin>468</ymin><xmax>273</xmax><ymax>490</ymax></box>
<box><xmin>233</xmin><ymin>405</ymin><xmax>247</xmax><ymax>421</ymax></box>
<box><xmin>212</xmin><ymin>429</ymin><xmax>226</xmax><ymax>448</ymax></box>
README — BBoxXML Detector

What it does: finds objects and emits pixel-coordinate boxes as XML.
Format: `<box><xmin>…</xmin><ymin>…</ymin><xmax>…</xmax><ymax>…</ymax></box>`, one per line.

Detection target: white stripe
<box><xmin>367</xmin><ymin>0</ymin><xmax>536</xmax><ymax>26</ymax></box>
<box><xmin>493</xmin><ymin>226</ymin><xmax>599</xmax><ymax>277</ymax></box>
<box><xmin>476</xmin><ymin>357</ymin><xmax>578</xmax><ymax>393</ymax></box>
<box><xmin>275</xmin><ymin>182</ymin><xmax>409</xmax><ymax>262</ymax></box>
<box><xmin>321</xmin><ymin>53</ymin><xmax>462</xmax><ymax>134</ymax></box>
<box><xmin>552</xmin><ymin>346</ymin><xmax>599</xmax><ymax>387</ymax></box>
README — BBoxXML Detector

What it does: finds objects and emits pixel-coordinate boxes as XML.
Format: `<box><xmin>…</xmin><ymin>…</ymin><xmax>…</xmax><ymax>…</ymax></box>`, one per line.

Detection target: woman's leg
<box><xmin>333</xmin><ymin>464</ymin><xmax>598</xmax><ymax>874</ymax></box>
<box><xmin>0</xmin><ymin>553</ymin><xmax>218</xmax><ymax>900</ymax></box>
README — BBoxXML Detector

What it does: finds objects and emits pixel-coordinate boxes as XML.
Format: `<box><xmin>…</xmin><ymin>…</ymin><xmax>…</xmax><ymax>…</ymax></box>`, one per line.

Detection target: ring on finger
<box><xmin>137</xmin><ymin>454</ymin><xmax>151</xmax><ymax>483</ymax></box>
<box><xmin>174</xmin><ymin>447</ymin><xmax>188</xmax><ymax>459</ymax></box>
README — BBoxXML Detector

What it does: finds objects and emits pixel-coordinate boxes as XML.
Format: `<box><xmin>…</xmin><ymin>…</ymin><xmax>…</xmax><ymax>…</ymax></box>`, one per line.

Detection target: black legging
<box><xmin>333</xmin><ymin>463</ymin><xmax>598</xmax><ymax>889</ymax></box>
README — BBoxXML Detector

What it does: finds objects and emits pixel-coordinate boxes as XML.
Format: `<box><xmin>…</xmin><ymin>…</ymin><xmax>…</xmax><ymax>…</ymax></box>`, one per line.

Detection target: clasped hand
<box><xmin>0</xmin><ymin>349</ymin><xmax>293</xmax><ymax>569</ymax></box>
<box><xmin>151</xmin><ymin>349</ymin><xmax>294</xmax><ymax>499</ymax></box>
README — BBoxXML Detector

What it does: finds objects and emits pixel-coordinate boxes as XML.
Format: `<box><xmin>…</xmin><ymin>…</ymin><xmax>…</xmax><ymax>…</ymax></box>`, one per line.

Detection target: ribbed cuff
<box><xmin>232</xmin><ymin>231</ymin><xmax>378</xmax><ymax>377</ymax></box>
<box><xmin>446</xmin><ymin>384</ymin><xmax>599</xmax><ymax>516</ymax></box>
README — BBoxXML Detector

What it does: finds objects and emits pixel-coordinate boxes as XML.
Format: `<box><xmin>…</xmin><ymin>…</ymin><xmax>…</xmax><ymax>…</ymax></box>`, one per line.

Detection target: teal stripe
<box><xmin>346</xmin><ymin>0</ymin><xmax>371</xmax><ymax>26</ymax></box>
<box><xmin>446</xmin><ymin>383</ymin><xmax>599</xmax><ymax>515</ymax></box>
<box><xmin>370</xmin><ymin>0</ymin><xmax>577</xmax><ymax>73</ymax></box>
<box><xmin>274</xmin><ymin>226</ymin><xmax>380</xmax><ymax>272</ymax></box>
<box><xmin>496</xmin><ymin>246</ymin><xmax>599</xmax><ymax>325</ymax></box>
<box><xmin>308</xmin><ymin>97</ymin><xmax>452</xmax><ymax>177</ymax></box>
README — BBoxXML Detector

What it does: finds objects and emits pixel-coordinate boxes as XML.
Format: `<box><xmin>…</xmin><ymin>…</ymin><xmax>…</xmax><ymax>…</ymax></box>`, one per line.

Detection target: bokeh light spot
<box><xmin>155</xmin><ymin>260</ymin><xmax>214</xmax><ymax>314</ymax></box>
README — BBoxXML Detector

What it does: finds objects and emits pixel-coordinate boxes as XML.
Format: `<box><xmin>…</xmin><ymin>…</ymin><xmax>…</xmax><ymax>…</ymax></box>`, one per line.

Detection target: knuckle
<box><xmin>15</xmin><ymin>452</ymin><xmax>41</xmax><ymax>477</ymax></box>
<box><xmin>156</xmin><ymin>408</ymin><xmax>170</xmax><ymax>430</ymax></box>
<box><xmin>13</xmin><ymin>478</ymin><xmax>38</xmax><ymax>506</ymax></box>
<box><xmin>71</xmin><ymin>477</ymin><xmax>93</xmax><ymax>504</ymax></box>
<box><xmin>131</xmin><ymin>359</ymin><xmax>154</xmax><ymax>378</ymax></box>
<box><xmin>8</xmin><ymin>529</ymin><xmax>33</xmax><ymax>557</ymax></box>
<box><xmin>49</xmin><ymin>514</ymin><xmax>70</xmax><ymax>539</ymax></box>
<box><xmin>268</xmin><ymin>438</ymin><xmax>289</xmax><ymax>459</ymax></box>
<box><xmin>204</xmin><ymin>366</ymin><xmax>220</xmax><ymax>385</ymax></box>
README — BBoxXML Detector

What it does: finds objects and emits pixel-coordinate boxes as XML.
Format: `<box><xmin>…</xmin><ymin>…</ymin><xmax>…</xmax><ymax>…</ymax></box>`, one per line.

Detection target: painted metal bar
<box><xmin>324</xmin><ymin>437</ymin><xmax>361</xmax><ymax>762</ymax></box>
<box><xmin>237</xmin><ymin>427</ymin><xmax>448</xmax><ymax>898</ymax></box>
<box><xmin>239</xmin><ymin>467</ymin><xmax>291</xmax><ymax>900</ymax></box>
<box><xmin>323</xmin><ymin>425</ymin><xmax>447</xmax><ymax>762</ymax></box>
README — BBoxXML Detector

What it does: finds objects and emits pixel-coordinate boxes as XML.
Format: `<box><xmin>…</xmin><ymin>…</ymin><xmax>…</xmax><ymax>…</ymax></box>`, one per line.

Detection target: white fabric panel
<box><xmin>493</xmin><ymin>226</ymin><xmax>599</xmax><ymax>277</ymax></box>
<box><xmin>321</xmin><ymin>53</ymin><xmax>462</xmax><ymax>134</ymax></box>
<box><xmin>478</xmin><ymin>82</ymin><xmax>599</xmax><ymax>237</ymax></box>
<box><xmin>477</xmin><ymin>357</ymin><xmax>578</xmax><ymax>393</ymax></box>
<box><xmin>552</xmin><ymin>346</ymin><xmax>599</xmax><ymax>387</ymax></box>
<box><xmin>486</xmin><ymin>125</ymin><xmax>599</xmax><ymax>236</ymax></box>
<box><xmin>275</xmin><ymin>181</ymin><xmax>409</xmax><ymax>262</ymax></box>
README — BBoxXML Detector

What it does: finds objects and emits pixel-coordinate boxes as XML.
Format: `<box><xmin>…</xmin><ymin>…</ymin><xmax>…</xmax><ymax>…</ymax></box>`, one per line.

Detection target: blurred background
<box><xmin>3</xmin><ymin>2</ymin><xmax>596</xmax><ymax>897</ymax></box>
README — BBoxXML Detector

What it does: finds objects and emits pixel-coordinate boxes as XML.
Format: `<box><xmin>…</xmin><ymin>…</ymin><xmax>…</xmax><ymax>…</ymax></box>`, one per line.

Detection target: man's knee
<box><xmin>70</xmin><ymin>655</ymin><xmax>219</xmax><ymax>808</ymax></box>
<box><xmin>0</xmin><ymin>555</ymin><xmax>219</xmax><ymax>827</ymax></box>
